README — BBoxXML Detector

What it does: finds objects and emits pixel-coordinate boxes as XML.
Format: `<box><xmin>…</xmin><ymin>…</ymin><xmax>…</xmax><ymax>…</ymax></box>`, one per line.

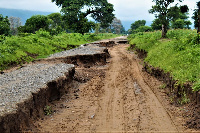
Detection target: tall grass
<box><xmin>128</xmin><ymin>29</ymin><xmax>200</xmax><ymax>91</ymax></box>
<box><xmin>0</xmin><ymin>30</ymin><xmax>119</xmax><ymax>70</ymax></box>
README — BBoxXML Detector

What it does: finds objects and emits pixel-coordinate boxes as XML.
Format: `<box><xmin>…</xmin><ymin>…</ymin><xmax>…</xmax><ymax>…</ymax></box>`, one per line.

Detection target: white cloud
<box><xmin>0</xmin><ymin>0</ymin><xmax>199</xmax><ymax>22</ymax></box>
<box><xmin>108</xmin><ymin>0</ymin><xmax>199</xmax><ymax>22</ymax></box>
<box><xmin>108</xmin><ymin>0</ymin><xmax>154</xmax><ymax>21</ymax></box>
<box><xmin>0</xmin><ymin>0</ymin><xmax>60</xmax><ymax>12</ymax></box>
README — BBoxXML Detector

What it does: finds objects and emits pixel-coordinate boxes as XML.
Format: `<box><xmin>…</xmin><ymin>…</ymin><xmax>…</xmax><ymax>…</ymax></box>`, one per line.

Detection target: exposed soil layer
<box><xmin>0</xmin><ymin>43</ymin><xmax>111</xmax><ymax>132</ymax></box>
<box><xmin>0</xmin><ymin>64</ymin><xmax>75</xmax><ymax>132</ymax></box>
<box><xmin>131</xmin><ymin>44</ymin><xmax>200</xmax><ymax>130</ymax></box>
<box><xmin>2</xmin><ymin>37</ymin><xmax>199</xmax><ymax>132</ymax></box>
<box><xmin>28</xmin><ymin>43</ymin><xmax>197</xmax><ymax>132</ymax></box>
<box><xmin>34</xmin><ymin>45</ymin><xmax>110</xmax><ymax>68</ymax></box>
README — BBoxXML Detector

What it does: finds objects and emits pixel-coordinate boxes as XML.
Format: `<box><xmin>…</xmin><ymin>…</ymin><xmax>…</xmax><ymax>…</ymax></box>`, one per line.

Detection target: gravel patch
<box><xmin>48</xmin><ymin>44</ymin><xmax>107</xmax><ymax>59</ymax></box>
<box><xmin>0</xmin><ymin>40</ymin><xmax>112</xmax><ymax>132</ymax></box>
<box><xmin>0</xmin><ymin>64</ymin><xmax>74</xmax><ymax>117</ymax></box>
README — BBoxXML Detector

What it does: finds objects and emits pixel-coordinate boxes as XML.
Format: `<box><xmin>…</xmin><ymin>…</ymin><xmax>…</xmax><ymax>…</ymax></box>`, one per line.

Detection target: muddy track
<box><xmin>27</xmin><ymin>42</ymin><xmax>198</xmax><ymax>132</ymax></box>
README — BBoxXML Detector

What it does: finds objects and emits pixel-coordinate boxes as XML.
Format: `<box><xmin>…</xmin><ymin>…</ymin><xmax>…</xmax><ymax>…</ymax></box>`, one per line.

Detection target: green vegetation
<box><xmin>0</xmin><ymin>31</ymin><xmax>119</xmax><ymax>71</ymax></box>
<box><xmin>159</xmin><ymin>83</ymin><xmax>167</xmax><ymax>89</ymax></box>
<box><xmin>44</xmin><ymin>105</ymin><xmax>52</xmax><ymax>115</ymax></box>
<box><xmin>94</xmin><ymin>17</ymin><xmax>126</xmax><ymax>34</ymax></box>
<box><xmin>192</xmin><ymin>1</ymin><xmax>200</xmax><ymax>33</ymax></box>
<box><xmin>128</xmin><ymin>29</ymin><xmax>200</xmax><ymax>91</ymax></box>
<box><xmin>0</xmin><ymin>0</ymin><xmax>123</xmax><ymax>71</ymax></box>
<box><xmin>129</xmin><ymin>20</ymin><xmax>152</xmax><ymax>34</ymax></box>
<box><xmin>52</xmin><ymin>0</ymin><xmax>115</xmax><ymax>35</ymax></box>
<box><xmin>0</xmin><ymin>14</ymin><xmax>10</xmax><ymax>36</ymax></box>
<box><xmin>18</xmin><ymin>15</ymin><xmax>50</xmax><ymax>33</ymax></box>
<box><xmin>149</xmin><ymin>0</ymin><xmax>190</xmax><ymax>38</ymax></box>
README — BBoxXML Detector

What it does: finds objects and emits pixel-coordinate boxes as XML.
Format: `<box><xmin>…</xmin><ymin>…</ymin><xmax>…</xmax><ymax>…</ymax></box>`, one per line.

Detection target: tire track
<box><xmin>31</xmin><ymin>43</ymin><xmax>184</xmax><ymax>132</ymax></box>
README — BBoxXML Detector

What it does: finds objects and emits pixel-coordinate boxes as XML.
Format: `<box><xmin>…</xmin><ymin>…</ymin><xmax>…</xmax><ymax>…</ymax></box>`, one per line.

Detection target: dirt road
<box><xmin>31</xmin><ymin>43</ymin><xmax>189</xmax><ymax>132</ymax></box>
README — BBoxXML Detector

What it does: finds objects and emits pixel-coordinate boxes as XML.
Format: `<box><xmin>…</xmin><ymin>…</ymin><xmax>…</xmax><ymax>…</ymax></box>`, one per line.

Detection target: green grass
<box><xmin>128</xmin><ymin>29</ymin><xmax>200</xmax><ymax>91</ymax></box>
<box><xmin>0</xmin><ymin>30</ymin><xmax>119</xmax><ymax>71</ymax></box>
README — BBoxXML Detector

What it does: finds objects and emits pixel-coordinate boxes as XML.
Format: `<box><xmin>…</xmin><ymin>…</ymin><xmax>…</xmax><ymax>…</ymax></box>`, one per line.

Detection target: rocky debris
<box><xmin>0</xmin><ymin>39</ymin><xmax>114</xmax><ymax>132</ymax></box>
<box><xmin>90</xmin><ymin>36</ymin><xmax>128</xmax><ymax>47</ymax></box>
<box><xmin>48</xmin><ymin>44</ymin><xmax>108</xmax><ymax>59</ymax></box>
<box><xmin>37</xmin><ymin>44</ymin><xmax>110</xmax><ymax>68</ymax></box>
<box><xmin>0</xmin><ymin>64</ymin><xmax>75</xmax><ymax>132</ymax></box>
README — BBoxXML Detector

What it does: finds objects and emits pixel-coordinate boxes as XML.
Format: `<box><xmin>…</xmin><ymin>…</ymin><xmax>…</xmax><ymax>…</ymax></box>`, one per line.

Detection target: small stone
<box><xmin>91</xmin><ymin>114</ymin><xmax>95</xmax><ymax>119</ymax></box>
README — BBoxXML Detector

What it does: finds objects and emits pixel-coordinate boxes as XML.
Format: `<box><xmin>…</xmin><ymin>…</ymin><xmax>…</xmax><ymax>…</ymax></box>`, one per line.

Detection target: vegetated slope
<box><xmin>0</xmin><ymin>32</ymin><xmax>119</xmax><ymax>71</ymax></box>
<box><xmin>128</xmin><ymin>29</ymin><xmax>200</xmax><ymax>92</ymax></box>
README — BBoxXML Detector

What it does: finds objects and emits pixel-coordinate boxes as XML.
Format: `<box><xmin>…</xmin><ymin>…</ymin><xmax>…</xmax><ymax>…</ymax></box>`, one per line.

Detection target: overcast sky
<box><xmin>0</xmin><ymin>0</ymin><xmax>199</xmax><ymax>22</ymax></box>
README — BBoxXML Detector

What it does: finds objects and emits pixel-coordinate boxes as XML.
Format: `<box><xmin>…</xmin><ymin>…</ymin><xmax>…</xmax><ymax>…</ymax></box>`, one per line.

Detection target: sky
<box><xmin>0</xmin><ymin>0</ymin><xmax>199</xmax><ymax>29</ymax></box>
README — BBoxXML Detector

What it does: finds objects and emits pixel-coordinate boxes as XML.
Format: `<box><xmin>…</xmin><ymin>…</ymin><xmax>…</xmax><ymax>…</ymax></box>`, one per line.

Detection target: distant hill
<box><xmin>0</xmin><ymin>8</ymin><xmax>155</xmax><ymax>31</ymax></box>
<box><xmin>0</xmin><ymin>8</ymin><xmax>54</xmax><ymax>25</ymax></box>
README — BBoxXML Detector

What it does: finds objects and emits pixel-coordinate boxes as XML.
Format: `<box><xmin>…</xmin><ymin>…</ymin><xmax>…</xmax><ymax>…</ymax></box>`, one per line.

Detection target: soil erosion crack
<box><xmin>28</xmin><ymin>39</ymin><xmax>193</xmax><ymax>132</ymax></box>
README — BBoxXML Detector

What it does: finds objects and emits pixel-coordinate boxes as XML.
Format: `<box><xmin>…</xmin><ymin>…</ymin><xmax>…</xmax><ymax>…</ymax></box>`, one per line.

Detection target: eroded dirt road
<box><xmin>31</xmin><ymin>43</ymin><xmax>191</xmax><ymax>132</ymax></box>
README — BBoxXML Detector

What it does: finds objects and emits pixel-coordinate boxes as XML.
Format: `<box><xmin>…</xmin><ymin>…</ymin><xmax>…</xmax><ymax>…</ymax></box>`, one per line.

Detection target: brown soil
<box><xmin>27</xmin><ymin>44</ymin><xmax>197</xmax><ymax>132</ymax></box>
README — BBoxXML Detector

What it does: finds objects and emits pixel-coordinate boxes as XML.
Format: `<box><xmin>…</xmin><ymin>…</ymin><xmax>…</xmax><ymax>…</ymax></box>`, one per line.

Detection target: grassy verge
<box><xmin>0</xmin><ymin>30</ymin><xmax>119</xmax><ymax>71</ymax></box>
<box><xmin>128</xmin><ymin>29</ymin><xmax>200</xmax><ymax>91</ymax></box>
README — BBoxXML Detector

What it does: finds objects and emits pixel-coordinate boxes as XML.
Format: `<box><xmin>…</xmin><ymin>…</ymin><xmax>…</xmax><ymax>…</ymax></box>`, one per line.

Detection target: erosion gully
<box><xmin>2</xmin><ymin>36</ymin><xmax>199</xmax><ymax>132</ymax></box>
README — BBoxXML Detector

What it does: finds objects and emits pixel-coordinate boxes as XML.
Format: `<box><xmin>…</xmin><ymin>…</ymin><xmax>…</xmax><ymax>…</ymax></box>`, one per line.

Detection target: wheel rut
<box><xmin>30</xmin><ymin>41</ymin><xmax>189</xmax><ymax>132</ymax></box>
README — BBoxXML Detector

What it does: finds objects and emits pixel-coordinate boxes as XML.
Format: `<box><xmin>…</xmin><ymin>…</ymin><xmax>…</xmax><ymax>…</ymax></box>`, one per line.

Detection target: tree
<box><xmin>151</xmin><ymin>18</ymin><xmax>162</xmax><ymax>30</ymax></box>
<box><xmin>135</xmin><ymin>26</ymin><xmax>153</xmax><ymax>32</ymax></box>
<box><xmin>97</xmin><ymin>18</ymin><xmax>126</xmax><ymax>34</ymax></box>
<box><xmin>94</xmin><ymin>23</ymin><xmax>101</xmax><ymax>34</ymax></box>
<box><xmin>171</xmin><ymin>18</ymin><xmax>191</xmax><ymax>29</ymax></box>
<box><xmin>8</xmin><ymin>16</ymin><xmax>22</xmax><ymax>35</ymax></box>
<box><xmin>110</xmin><ymin>18</ymin><xmax>123</xmax><ymax>34</ymax></box>
<box><xmin>0</xmin><ymin>14</ymin><xmax>10</xmax><ymax>36</ymax></box>
<box><xmin>129</xmin><ymin>20</ymin><xmax>146</xmax><ymax>34</ymax></box>
<box><xmin>151</xmin><ymin>5</ymin><xmax>191</xmax><ymax>30</ymax></box>
<box><xmin>73</xmin><ymin>18</ymin><xmax>95</xmax><ymax>34</ymax></box>
<box><xmin>19</xmin><ymin>15</ymin><xmax>50</xmax><ymax>33</ymax></box>
<box><xmin>48</xmin><ymin>13</ymin><xmax>66</xmax><ymax>35</ymax></box>
<box><xmin>52</xmin><ymin>0</ymin><xmax>115</xmax><ymax>34</ymax></box>
<box><xmin>131</xmin><ymin>20</ymin><xmax>146</xmax><ymax>31</ymax></box>
<box><xmin>120</xmin><ymin>26</ymin><xmax>126</xmax><ymax>34</ymax></box>
<box><xmin>170</xmin><ymin>5</ymin><xmax>191</xmax><ymax>29</ymax></box>
<box><xmin>192</xmin><ymin>1</ymin><xmax>200</xmax><ymax>33</ymax></box>
<box><xmin>149</xmin><ymin>0</ymin><xmax>184</xmax><ymax>38</ymax></box>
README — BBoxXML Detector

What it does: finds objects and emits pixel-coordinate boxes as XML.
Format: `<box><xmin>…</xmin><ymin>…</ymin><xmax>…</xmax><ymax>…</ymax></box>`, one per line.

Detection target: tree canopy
<box><xmin>151</xmin><ymin>18</ymin><xmax>162</xmax><ymax>30</ymax></box>
<box><xmin>52</xmin><ymin>0</ymin><xmax>115</xmax><ymax>34</ymax></box>
<box><xmin>169</xmin><ymin>5</ymin><xmax>191</xmax><ymax>29</ymax></box>
<box><xmin>150</xmin><ymin>5</ymin><xmax>191</xmax><ymax>30</ymax></box>
<box><xmin>8</xmin><ymin>17</ymin><xmax>22</xmax><ymax>35</ymax></box>
<box><xmin>18</xmin><ymin>15</ymin><xmax>50</xmax><ymax>33</ymax></box>
<box><xmin>110</xmin><ymin>18</ymin><xmax>126</xmax><ymax>34</ymax></box>
<box><xmin>149</xmin><ymin>0</ymin><xmax>186</xmax><ymax>38</ymax></box>
<box><xmin>129</xmin><ymin>20</ymin><xmax>152</xmax><ymax>34</ymax></box>
<box><xmin>0</xmin><ymin>14</ymin><xmax>10</xmax><ymax>36</ymax></box>
<box><xmin>131</xmin><ymin>20</ymin><xmax>146</xmax><ymax>30</ymax></box>
<box><xmin>192</xmin><ymin>1</ymin><xmax>200</xmax><ymax>33</ymax></box>
<box><xmin>48</xmin><ymin>13</ymin><xmax>66</xmax><ymax>35</ymax></box>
